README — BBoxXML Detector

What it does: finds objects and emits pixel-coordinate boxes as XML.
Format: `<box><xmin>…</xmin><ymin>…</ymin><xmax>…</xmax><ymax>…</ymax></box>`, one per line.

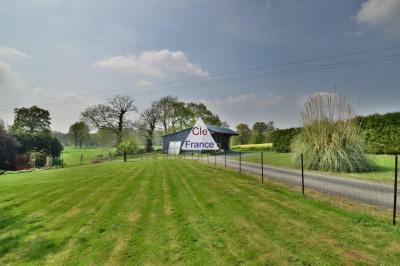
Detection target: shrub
<box><xmin>52</xmin><ymin>157</ymin><xmax>64</xmax><ymax>167</ymax></box>
<box><xmin>0</xmin><ymin>129</ymin><xmax>18</xmax><ymax>170</ymax></box>
<box><xmin>116</xmin><ymin>139</ymin><xmax>139</xmax><ymax>161</ymax></box>
<box><xmin>116</xmin><ymin>140</ymin><xmax>139</xmax><ymax>156</ymax></box>
<box><xmin>14</xmin><ymin>132</ymin><xmax>63</xmax><ymax>157</ymax></box>
<box><xmin>354</xmin><ymin>112</ymin><xmax>400</xmax><ymax>154</ymax></box>
<box><xmin>270</xmin><ymin>128</ymin><xmax>300</xmax><ymax>153</ymax></box>
<box><xmin>291</xmin><ymin>93</ymin><xmax>373</xmax><ymax>173</ymax></box>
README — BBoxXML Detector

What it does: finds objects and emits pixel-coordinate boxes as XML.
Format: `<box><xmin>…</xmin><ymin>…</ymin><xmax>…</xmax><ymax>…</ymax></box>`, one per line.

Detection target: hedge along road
<box><xmin>189</xmin><ymin>154</ymin><xmax>397</xmax><ymax>209</ymax></box>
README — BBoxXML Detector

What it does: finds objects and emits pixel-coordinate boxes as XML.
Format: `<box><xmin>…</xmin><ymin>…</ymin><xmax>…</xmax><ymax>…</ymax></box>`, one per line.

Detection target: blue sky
<box><xmin>0</xmin><ymin>0</ymin><xmax>399</xmax><ymax>132</ymax></box>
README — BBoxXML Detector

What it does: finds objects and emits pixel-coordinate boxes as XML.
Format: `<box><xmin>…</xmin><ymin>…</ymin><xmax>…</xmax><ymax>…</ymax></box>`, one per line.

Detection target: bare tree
<box><xmin>138</xmin><ymin>102</ymin><xmax>160</xmax><ymax>152</ymax></box>
<box><xmin>81</xmin><ymin>95</ymin><xmax>137</xmax><ymax>144</ymax></box>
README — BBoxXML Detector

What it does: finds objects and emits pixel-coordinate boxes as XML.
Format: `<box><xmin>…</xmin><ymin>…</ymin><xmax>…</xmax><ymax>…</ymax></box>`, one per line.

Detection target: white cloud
<box><xmin>0</xmin><ymin>46</ymin><xmax>29</xmax><ymax>59</ymax></box>
<box><xmin>94</xmin><ymin>49</ymin><xmax>209</xmax><ymax>78</ymax></box>
<box><xmin>355</xmin><ymin>0</ymin><xmax>400</xmax><ymax>35</ymax></box>
<box><xmin>205</xmin><ymin>93</ymin><xmax>285</xmax><ymax>109</ymax></box>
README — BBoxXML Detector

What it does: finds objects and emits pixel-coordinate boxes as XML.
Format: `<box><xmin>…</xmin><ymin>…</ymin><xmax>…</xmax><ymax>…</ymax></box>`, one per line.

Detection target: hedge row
<box><xmin>270</xmin><ymin>128</ymin><xmax>301</xmax><ymax>153</ymax></box>
<box><xmin>270</xmin><ymin>112</ymin><xmax>400</xmax><ymax>154</ymax></box>
<box><xmin>354</xmin><ymin>112</ymin><xmax>400</xmax><ymax>154</ymax></box>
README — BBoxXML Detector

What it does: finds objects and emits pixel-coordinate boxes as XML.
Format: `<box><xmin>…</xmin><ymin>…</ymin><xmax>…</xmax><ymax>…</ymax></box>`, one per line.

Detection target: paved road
<box><xmin>188</xmin><ymin>154</ymin><xmax>397</xmax><ymax>209</ymax></box>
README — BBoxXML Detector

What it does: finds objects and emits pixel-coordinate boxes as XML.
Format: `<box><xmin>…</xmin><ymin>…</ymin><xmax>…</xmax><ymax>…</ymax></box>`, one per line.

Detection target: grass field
<box><xmin>230</xmin><ymin>152</ymin><xmax>396</xmax><ymax>182</ymax></box>
<box><xmin>1</xmin><ymin>159</ymin><xmax>400</xmax><ymax>265</ymax></box>
<box><xmin>61</xmin><ymin>146</ymin><xmax>114</xmax><ymax>167</ymax></box>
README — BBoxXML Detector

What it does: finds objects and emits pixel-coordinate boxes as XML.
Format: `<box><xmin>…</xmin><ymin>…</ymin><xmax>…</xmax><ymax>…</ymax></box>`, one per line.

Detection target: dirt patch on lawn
<box><xmin>342</xmin><ymin>250</ymin><xmax>375</xmax><ymax>265</ymax></box>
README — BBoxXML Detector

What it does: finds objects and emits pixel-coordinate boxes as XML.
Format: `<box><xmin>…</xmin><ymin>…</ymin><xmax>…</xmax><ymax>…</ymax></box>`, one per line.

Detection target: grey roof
<box><xmin>162</xmin><ymin>125</ymin><xmax>237</xmax><ymax>137</ymax></box>
<box><xmin>206</xmin><ymin>125</ymin><xmax>238</xmax><ymax>135</ymax></box>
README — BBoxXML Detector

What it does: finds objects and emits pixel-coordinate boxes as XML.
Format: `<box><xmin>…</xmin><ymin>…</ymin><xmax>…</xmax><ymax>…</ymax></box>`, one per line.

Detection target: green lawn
<box><xmin>61</xmin><ymin>146</ymin><xmax>114</xmax><ymax>167</ymax></box>
<box><xmin>230</xmin><ymin>152</ymin><xmax>396</xmax><ymax>182</ymax></box>
<box><xmin>1</xmin><ymin>159</ymin><xmax>399</xmax><ymax>265</ymax></box>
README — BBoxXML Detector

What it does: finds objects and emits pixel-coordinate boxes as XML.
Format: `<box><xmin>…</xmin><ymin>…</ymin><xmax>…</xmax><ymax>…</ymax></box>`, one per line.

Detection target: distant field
<box><xmin>231</xmin><ymin>143</ymin><xmax>272</xmax><ymax>152</ymax></box>
<box><xmin>61</xmin><ymin>146</ymin><xmax>114</xmax><ymax>166</ymax></box>
<box><xmin>230</xmin><ymin>152</ymin><xmax>396</xmax><ymax>182</ymax></box>
<box><xmin>0</xmin><ymin>159</ymin><xmax>399</xmax><ymax>265</ymax></box>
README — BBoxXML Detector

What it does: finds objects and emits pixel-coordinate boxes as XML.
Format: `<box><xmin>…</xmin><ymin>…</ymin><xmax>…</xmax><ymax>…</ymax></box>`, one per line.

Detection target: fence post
<box><xmin>214</xmin><ymin>152</ymin><xmax>217</xmax><ymax>166</ymax></box>
<box><xmin>393</xmin><ymin>155</ymin><xmax>398</xmax><ymax>226</ymax></box>
<box><xmin>301</xmin><ymin>153</ymin><xmax>305</xmax><ymax>195</ymax></box>
<box><xmin>224</xmin><ymin>151</ymin><xmax>227</xmax><ymax>168</ymax></box>
<box><xmin>207</xmin><ymin>153</ymin><xmax>209</xmax><ymax>164</ymax></box>
<box><xmin>239</xmin><ymin>152</ymin><xmax>242</xmax><ymax>174</ymax></box>
<box><xmin>261</xmin><ymin>152</ymin><xmax>264</xmax><ymax>184</ymax></box>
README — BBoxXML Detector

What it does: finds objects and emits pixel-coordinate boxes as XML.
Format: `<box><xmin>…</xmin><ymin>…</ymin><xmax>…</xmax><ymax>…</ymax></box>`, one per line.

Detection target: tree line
<box><xmin>231</xmin><ymin>121</ymin><xmax>276</xmax><ymax>146</ymax></box>
<box><xmin>76</xmin><ymin>95</ymin><xmax>224</xmax><ymax>152</ymax></box>
<box><xmin>0</xmin><ymin>94</ymin><xmax>224</xmax><ymax>169</ymax></box>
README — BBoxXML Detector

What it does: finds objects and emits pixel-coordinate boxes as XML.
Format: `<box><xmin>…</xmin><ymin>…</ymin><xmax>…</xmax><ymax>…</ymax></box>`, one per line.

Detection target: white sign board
<box><xmin>181</xmin><ymin>118</ymin><xmax>219</xmax><ymax>151</ymax></box>
<box><xmin>168</xmin><ymin>141</ymin><xmax>182</xmax><ymax>154</ymax></box>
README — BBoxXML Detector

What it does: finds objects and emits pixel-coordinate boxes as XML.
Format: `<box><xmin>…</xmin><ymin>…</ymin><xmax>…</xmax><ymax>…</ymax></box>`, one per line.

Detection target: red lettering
<box><xmin>192</xmin><ymin>127</ymin><xmax>208</xmax><ymax>135</ymax></box>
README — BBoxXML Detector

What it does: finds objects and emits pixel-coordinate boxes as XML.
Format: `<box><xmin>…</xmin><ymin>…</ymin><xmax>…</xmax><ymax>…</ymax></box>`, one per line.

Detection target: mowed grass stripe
<box><xmin>1</xmin><ymin>159</ymin><xmax>400</xmax><ymax>265</ymax></box>
<box><xmin>180</xmin><ymin>162</ymin><xmax>297</xmax><ymax>264</ymax></box>
<box><xmin>185</xmin><ymin>163</ymin><xmax>293</xmax><ymax>262</ymax></box>
<box><xmin>47</xmin><ymin>164</ymin><xmax>147</xmax><ymax>265</ymax></box>
<box><xmin>0</xmin><ymin>167</ymin><xmax>125</xmax><ymax>263</ymax></box>
<box><xmin>62</xmin><ymin>163</ymin><xmax>149</xmax><ymax>264</ymax></box>
<box><xmin>182</xmin><ymin>161</ymin><xmax>394</xmax><ymax>264</ymax></box>
<box><xmin>1</xmin><ymin>163</ymin><xmax>144</xmax><ymax>264</ymax></box>
<box><xmin>173</xmin><ymin>162</ymin><xmax>247</xmax><ymax>264</ymax></box>
<box><xmin>205</xmin><ymin>163</ymin><xmax>387</xmax><ymax>263</ymax></box>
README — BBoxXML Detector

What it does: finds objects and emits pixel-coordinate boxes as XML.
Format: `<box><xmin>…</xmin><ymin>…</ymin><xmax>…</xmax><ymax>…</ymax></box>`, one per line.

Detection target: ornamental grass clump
<box><xmin>292</xmin><ymin>92</ymin><xmax>374</xmax><ymax>173</ymax></box>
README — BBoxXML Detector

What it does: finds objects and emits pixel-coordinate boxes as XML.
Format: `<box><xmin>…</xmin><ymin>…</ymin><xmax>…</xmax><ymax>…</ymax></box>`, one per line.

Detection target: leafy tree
<box><xmin>81</xmin><ymin>95</ymin><xmax>137</xmax><ymax>144</ymax></box>
<box><xmin>14</xmin><ymin>132</ymin><xmax>63</xmax><ymax>157</ymax></box>
<box><xmin>0</xmin><ymin>119</ymin><xmax>5</xmax><ymax>131</ymax></box>
<box><xmin>156</xmin><ymin>96</ymin><xmax>178</xmax><ymax>131</ymax></box>
<box><xmin>169</xmin><ymin>101</ymin><xmax>188</xmax><ymax>131</ymax></box>
<box><xmin>0</xmin><ymin>127</ymin><xmax>18</xmax><ymax>170</ymax></box>
<box><xmin>69</xmin><ymin>121</ymin><xmax>90</xmax><ymax>148</ymax></box>
<box><xmin>252</xmin><ymin>121</ymin><xmax>275</xmax><ymax>144</ymax></box>
<box><xmin>11</xmin><ymin>105</ymin><xmax>51</xmax><ymax>133</ymax></box>
<box><xmin>138</xmin><ymin>102</ymin><xmax>160</xmax><ymax>152</ymax></box>
<box><xmin>186</xmin><ymin>102</ymin><xmax>222</xmax><ymax>126</ymax></box>
<box><xmin>116</xmin><ymin>139</ymin><xmax>139</xmax><ymax>162</ymax></box>
<box><xmin>236</xmin><ymin>123</ymin><xmax>251</xmax><ymax>145</ymax></box>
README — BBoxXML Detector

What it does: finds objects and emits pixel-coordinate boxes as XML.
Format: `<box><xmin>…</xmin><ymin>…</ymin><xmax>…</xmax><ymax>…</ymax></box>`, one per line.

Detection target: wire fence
<box><xmin>175</xmin><ymin>151</ymin><xmax>399</xmax><ymax>225</ymax></box>
<box><xmin>77</xmin><ymin>149</ymin><xmax>398</xmax><ymax>225</ymax></box>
